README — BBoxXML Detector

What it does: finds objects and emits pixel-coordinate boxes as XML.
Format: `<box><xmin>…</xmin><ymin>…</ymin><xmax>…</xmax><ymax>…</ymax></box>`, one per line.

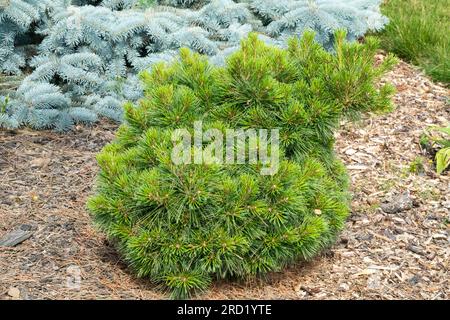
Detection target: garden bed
<box><xmin>0</xmin><ymin>59</ymin><xmax>448</xmax><ymax>300</ymax></box>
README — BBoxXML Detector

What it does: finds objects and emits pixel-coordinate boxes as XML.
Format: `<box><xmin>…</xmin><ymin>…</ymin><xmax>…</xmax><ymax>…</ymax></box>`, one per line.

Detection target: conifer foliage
<box><xmin>0</xmin><ymin>0</ymin><xmax>389</xmax><ymax>131</ymax></box>
<box><xmin>0</xmin><ymin>0</ymin><xmax>62</xmax><ymax>75</ymax></box>
<box><xmin>250</xmin><ymin>0</ymin><xmax>388</xmax><ymax>50</ymax></box>
<box><xmin>88</xmin><ymin>32</ymin><xmax>396</xmax><ymax>298</ymax></box>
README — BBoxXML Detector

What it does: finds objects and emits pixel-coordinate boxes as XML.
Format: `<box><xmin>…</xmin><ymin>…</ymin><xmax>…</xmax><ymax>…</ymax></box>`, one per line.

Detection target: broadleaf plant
<box><xmin>421</xmin><ymin>125</ymin><xmax>450</xmax><ymax>175</ymax></box>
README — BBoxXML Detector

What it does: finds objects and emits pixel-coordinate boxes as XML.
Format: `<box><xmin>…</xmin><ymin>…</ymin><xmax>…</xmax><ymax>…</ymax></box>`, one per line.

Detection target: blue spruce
<box><xmin>1</xmin><ymin>0</ymin><xmax>389</xmax><ymax>131</ymax></box>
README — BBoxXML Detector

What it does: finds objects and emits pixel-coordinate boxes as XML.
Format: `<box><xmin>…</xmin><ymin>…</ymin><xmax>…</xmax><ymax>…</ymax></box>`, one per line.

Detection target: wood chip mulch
<box><xmin>0</xmin><ymin>59</ymin><xmax>448</xmax><ymax>300</ymax></box>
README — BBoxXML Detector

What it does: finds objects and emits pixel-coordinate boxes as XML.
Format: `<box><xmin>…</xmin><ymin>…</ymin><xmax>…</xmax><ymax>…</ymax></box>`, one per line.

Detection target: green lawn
<box><xmin>379</xmin><ymin>0</ymin><xmax>449</xmax><ymax>84</ymax></box>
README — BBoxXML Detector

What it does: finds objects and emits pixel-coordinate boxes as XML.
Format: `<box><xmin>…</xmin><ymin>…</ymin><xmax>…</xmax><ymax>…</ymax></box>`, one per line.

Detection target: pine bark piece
<box><xmin>380</xmin><ymin>191</ymin><xmax>413</xmax><ymax>214</ymax></box>
<box><xmin>0</xmin><ymin>225</ymin><xmax>33</xmax><ymax>247</ymax></box>
<box><xmin>7</xmin><ymin>287</ymin><xmax>20</xmax><ymax>299</ymax></box>
<box><xmin>0</xmin><ymin>0</ymin><xmax>10</xmax><ymax>9</ymax></box>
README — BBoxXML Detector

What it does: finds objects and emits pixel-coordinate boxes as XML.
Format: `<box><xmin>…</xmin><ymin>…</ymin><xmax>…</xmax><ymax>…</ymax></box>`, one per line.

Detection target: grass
<box><xmin>378</xmin><ymin>0</ymin><xmax>449</xmax><ymax>84</ymax></box>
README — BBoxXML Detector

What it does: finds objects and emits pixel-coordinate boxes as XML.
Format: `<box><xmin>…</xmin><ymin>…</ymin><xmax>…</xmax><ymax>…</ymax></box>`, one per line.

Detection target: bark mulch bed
<box><xmin>0</xmin><ymin>59</ymin><xmax>449</xmax><ymax>300</ymax></box>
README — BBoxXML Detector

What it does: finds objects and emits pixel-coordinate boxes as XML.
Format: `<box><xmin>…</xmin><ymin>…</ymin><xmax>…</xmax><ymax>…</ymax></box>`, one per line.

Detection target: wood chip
<box><xmin>0</xmin><ymin>227</ymin><xmax>33</xmax><ymax>247</ymax></box>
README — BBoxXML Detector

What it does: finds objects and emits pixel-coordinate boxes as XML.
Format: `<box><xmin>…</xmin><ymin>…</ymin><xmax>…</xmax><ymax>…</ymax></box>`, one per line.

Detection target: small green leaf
<box><xmin>435</xmin><ymin>126</ymin><xmax>450</xmax><ymax>136</ymax></box>
<box><xmin>436</xmin><ymin>147</ymin><xmax>450</xmax><ymax>175</ymax></box>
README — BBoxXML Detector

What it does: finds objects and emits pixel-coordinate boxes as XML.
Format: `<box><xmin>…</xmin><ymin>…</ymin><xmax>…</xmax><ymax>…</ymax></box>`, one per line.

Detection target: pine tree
<box><xmin>88</xmin><ymin>32</ymin><xmax>396</xmax><ymax>298</ymax></box>
<box><xmin>1</xmin><ymin>0</ymin><xmax>389</xmax><ymax>131</ymax></box>
<box><xmin>250</xmin><ymin>0</ymin><xmax>388</xmax><ymax>50</ymax></box>
<box><xmin>0</xmin><ymin>0</ymin><xmax>65</xmax><ymax>74</ymax></box>
<box><xmin>2</xmin><ymin>1</ymin><xmax>255</xmax><ymax>130</ymax></box>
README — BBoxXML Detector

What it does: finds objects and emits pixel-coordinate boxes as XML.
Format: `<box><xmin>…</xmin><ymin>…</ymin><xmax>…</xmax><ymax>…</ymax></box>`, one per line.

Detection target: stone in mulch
<box><xmin>0</xmin><ymin>224</ymin><xmax>34</xmax><ymax>247</ymax></box>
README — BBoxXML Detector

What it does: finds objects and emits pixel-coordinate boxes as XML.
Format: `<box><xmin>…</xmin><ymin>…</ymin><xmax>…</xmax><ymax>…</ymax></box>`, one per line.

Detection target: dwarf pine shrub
<box><xmin>88</xmin><ymin>32</ymin><xmax>396</xmax><ymax>298</ymax></box>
